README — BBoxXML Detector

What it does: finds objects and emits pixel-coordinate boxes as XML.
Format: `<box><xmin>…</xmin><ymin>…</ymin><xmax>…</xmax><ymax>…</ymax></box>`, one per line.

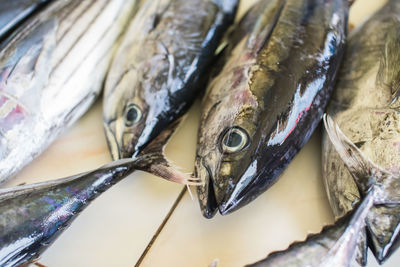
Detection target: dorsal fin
<box><xmin>323</xmin><ymin>114</ymin><xmax>399</xmax><ymax>199</ymax></box>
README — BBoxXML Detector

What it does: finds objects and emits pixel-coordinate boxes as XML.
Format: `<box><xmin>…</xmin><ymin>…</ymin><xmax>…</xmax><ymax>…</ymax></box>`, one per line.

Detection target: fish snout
<box><xmin>195</xmin><ymin>156</ymin><xmax>219</xmax><ymax>219</ymax></box>
<box><xmin>218</xmin><ymin>162</ymin><xmax>261</xmax><ymax>215</ymax></box>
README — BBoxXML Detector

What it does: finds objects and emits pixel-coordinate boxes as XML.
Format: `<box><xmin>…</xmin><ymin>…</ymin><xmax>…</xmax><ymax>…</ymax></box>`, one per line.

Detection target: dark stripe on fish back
<box><xmin>50</xmin><ymin>0</ymin><xmax>109</xmax><ymax>75</ymax></box>
<box><xmin>55</xmin><ymin>0</ymin><xmax>94</xmax><ymax>43</ymax></box>
<box><xmin>62</xmin><ymin>3</ymin><xmax>126</xmax><ymax>86</ymax></box>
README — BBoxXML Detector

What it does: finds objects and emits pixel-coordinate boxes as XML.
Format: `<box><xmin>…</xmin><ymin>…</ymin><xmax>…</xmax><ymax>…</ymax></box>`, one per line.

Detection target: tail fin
<box><xmin>136</xmin><ymin>117</ymin><xmax>202</xmax><ymax>186</ymax></box>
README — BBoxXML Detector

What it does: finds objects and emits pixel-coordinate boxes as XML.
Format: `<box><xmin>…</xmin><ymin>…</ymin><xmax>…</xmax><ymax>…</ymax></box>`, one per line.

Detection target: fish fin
<box><xmin>248</xmin><ymin>0</ymin><xmax>285</xmax><ymax>54</ymax></box>
<box><xmin>356</xmin><ymin>229</ymin><xmax>368</xmax><ymax>266</ymax></box>
<box><xmin>377</xmin><ymin>23</ymin><xmax>400</xmax><ymax>107</ymax></box>
<box><xmin>247</xmin><ymin>205</ymin><xmax>363</xmax><ymax>266</ymax></box>
<box><xmin>136</xmin><ymin>117</ymin><xmax>202</xmax><ymax>186</ymax></box>
<box><xmin>323</xmin><ymin>115</ymin><xmax>398</xmax><ymax>197</ymax></box>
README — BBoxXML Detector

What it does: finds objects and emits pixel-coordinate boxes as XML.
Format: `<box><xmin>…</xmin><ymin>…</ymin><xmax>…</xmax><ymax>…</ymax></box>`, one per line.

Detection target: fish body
<box><xmin>0</xmin><ymin>0</ymin><xmax>140</xmax><ymax>183</ymax></box>
<box><xmin>322</xmin><ymin>0</ymin><xmax>400</xmax><ymax>263</ymax></box>
<box><xmin>103</xmin><ymin>0</ymin><xmax>238</xmax><ymax>160</ymax></box>
<box><xmin>0</xmin><ymin>0</ymin><xmax>49</xmax><ymax>41</ymax></box>
<box><xmin>195</xmin><ymin>0</ymin><xmax>349</xmax><ymax>218</ymax></box>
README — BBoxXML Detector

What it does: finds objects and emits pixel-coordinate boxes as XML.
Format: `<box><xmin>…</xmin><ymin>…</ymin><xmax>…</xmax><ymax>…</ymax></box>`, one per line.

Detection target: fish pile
<box><xmin>0</xmin><ymin>0</ymin><xmax>399</xmax><ymax>266</ymax></box>
<box><xmin>0</xmin><ymin>0</ymin><xmax>238</xmax><ymax>266</ymax></box>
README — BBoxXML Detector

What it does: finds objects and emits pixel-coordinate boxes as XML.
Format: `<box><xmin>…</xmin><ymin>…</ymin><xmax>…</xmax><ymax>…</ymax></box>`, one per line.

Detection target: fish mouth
<box><xmin>197</xmin><ymin>156</ymin><xmax>260</xmax><ymax>217</ymax></box>
<box><xmin>196</xmin><ymin>158</ymin><xmax>218</xmax><ymax>219</ymax></box>
<box><xmin>104</xmin><ymin>122</ymin><xmax>121</xmax><ymax>160</ymax></box>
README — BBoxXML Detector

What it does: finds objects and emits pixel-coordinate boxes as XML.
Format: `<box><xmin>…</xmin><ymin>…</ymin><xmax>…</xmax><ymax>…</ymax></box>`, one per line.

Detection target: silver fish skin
<box><xmin>322</xmin><ymin>0</ymin><xmax>400</xmax><ymax>263</ymax></box>
<box><xmin>195</xmin><ymin>0</ymin><xmax>349</xmax><ymax>218</ymax></box>
<box><xmin>103</xmin><ymin>0</ymin><xmax>238</xmax><ymax>160</ymax></box>
<box><xmin>0</xmin><ymin>0</ymin><xmax>50</xmax><ymax>41</ymax></box>
<box><xmin>0</xmin><ymin>0</ymin><xmax>141</xmax><ymax>183</ymax></box>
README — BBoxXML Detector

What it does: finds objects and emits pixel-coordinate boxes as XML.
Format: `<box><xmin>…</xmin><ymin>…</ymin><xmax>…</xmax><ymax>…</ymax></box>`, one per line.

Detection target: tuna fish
<box><xmin>195</xmin><ymin>0</ymin><xmax>349</xmax><ymax>218</ymax></box>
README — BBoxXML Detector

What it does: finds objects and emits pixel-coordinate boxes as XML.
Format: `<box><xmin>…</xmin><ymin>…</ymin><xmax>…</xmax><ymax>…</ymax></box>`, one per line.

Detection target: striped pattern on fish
<box><xmin>0</xmin><ymin>0</ymin><xmax>141</xmax><ymax>183</ymax></box>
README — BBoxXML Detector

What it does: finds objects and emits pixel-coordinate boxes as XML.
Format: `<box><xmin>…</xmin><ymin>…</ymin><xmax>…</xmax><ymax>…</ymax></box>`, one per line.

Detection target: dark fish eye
<box><xmin>125</xmin><ymin>104</ymin><xmax>142</xmax><ymax>126</ymax></box>
<box><xmin>221</xmin><ymin>127</ymin><xmax>249</xmax><ymax>153</ymax></box>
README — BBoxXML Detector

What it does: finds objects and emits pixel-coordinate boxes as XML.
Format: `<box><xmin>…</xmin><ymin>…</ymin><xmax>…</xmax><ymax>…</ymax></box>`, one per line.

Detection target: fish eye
<box><xmin>124</xmin><ymin>104</ymin><xmax>142</xmax><ymax>126</ymax></box>
<box><xmin>220</xmin><ymin>127</ymin><xmax>249</xmax><ymax>154</ymax></box>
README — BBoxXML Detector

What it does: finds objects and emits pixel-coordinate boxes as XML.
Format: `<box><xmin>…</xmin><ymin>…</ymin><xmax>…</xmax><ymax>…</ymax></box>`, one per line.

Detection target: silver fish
<box><xmin>322</xmin><ymin>0</ymin><xmax>400</xmax><ymax>263</ymax></box>
<box><xmin>0</xmin><ymin>0</ymin><xmax>49</xmax><ymax>41</ymax></box>
<box><xmin>247</xmin><ymin>115</ymin><xmax>400</xmax><ymax>267</ymax></box>
<box><xmin>103</xmin><ymin>0</ymin><xmax>238</xmax><ymax>160</ymax></box>
<box><xmin>0</xmin><ymin>0</ymin><xmax>141</xmax><ymax>183</ymax></box>
<box><xmin>195</xmin><ymin>0</ymin><xmax>349</xmax><ymax>218</ymax></box>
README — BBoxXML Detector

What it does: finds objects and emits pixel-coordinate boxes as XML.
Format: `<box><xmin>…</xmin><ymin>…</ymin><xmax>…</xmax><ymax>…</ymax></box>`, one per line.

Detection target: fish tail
<box><xmin>136</xmin><ymin>118</ymin><xmax>203</xmax><ymax>186</ymax></box>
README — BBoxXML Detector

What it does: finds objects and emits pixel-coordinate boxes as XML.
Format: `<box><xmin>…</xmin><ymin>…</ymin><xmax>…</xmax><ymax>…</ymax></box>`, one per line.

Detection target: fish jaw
<box><xmin>103</xmin><ymin>122</ymin><xmax>121</xmax><ymax>160</ymax></box>
<box><xmin>217</xmin><ymin>149</ymin><xmax>293</xmax><ymax>215</ymax></box>
<box><xmin>195</xmin><ymin>154</ymin><xmax>220</xmax><ymax>219</ymax></box>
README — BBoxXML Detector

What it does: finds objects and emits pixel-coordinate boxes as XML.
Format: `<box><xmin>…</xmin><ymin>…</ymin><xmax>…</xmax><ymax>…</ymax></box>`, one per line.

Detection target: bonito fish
<box><xmin>322</xmin><ymin>0</ymin><xmax>400</xmax><ymax>263</ymax></box>
<box><xmin>0</xmin><ymin>0</ymin><xmax>141</xmax><ymax>183</ymax></box>
<box><xmin>0</xmin><ymin>0</ymin><xmax>49</xmax><ymax>41</ymax></box>
<box><xmin>103</xmin><ymin>0</ymin><xmax>238</xmax><ymax>160</ymax></box>
<box><xmin>195</xmin><ymin>0</ymin><xmax>349</xmax><ymax>218</ymax></box>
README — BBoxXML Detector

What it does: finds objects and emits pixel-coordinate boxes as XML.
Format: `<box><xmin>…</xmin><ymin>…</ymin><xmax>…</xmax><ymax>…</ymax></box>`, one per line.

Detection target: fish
<box><xmin>0</xmin><ymin>0</ymin><xmax>50</xmax><ymax>41</ymax></box>
<box><xmin>0</xmin><ymin>120</ymin><xmax>199</xmax><ymax>267</ymax></box>
<box><xmin>321</xmin><ymin>0</ymin><xmax>400</xmax><ymax>263</ymax></box>
<box><xmin>103</xmin><ymin>0</ymin><xmax>239</xmax><ymax>160</ymax></box>
<box><xmin>246</xmin><ymin>115</ymin><xmax>400</xmax><ymax>267</ymax></box>
<box><xmin>195</xmin><ymin>0</ymin><xmax>349</xmax><ymax>218</ymax></box>
<box><xmin>0</xmin><ymin>0</ymin><xmax>142</xmax><ymax>183</ymax></box>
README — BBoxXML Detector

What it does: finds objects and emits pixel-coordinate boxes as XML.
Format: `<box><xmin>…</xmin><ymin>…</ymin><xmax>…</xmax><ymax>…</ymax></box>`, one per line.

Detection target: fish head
<box><xmin>103</xmin><ymin>51</ymin><xmax>180</xmax><ymax>160</ymax></box>
<box><xmin>196</xmin><ymin>75</ymin><xmax>263</xmax><ymax>217</ymax></box>
<box><xmin>103</xmin><ymin>68</ymin><xmax>151</xmax><ymax>160</ymax></box>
